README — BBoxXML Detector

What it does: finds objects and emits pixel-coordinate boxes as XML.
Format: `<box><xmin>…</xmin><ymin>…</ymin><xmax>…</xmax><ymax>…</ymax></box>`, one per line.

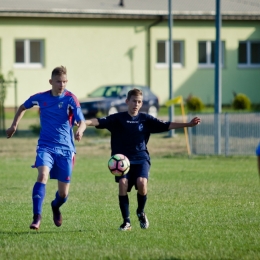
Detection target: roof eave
<box><xmin>0</xmin><ymin>9</ymin><xmax>259</xmax><ymax>20</ymax></box>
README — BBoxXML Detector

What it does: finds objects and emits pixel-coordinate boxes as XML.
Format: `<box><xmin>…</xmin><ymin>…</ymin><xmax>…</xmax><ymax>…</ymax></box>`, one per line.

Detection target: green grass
<box><xmin>0</xmin><ymin>137</ymin><xmax>259</xmax><ymax>260</ymax></box>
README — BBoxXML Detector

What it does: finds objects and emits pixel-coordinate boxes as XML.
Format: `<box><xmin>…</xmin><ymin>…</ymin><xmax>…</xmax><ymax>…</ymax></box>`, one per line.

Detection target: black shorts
<box><xmin>115</xmin><ymin>160</ymin><xmax>150</xmax><ymax>192</ymax></box>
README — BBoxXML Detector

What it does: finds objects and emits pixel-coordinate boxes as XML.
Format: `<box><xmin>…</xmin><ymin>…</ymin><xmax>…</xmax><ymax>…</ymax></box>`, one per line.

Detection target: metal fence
<box><xmin>188</xmin><ymin>113</ymin><xmax>260</xmax><ymax>155</ymax></box>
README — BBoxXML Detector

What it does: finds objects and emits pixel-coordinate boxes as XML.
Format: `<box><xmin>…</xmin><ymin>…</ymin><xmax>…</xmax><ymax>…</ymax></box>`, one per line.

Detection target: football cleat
<box><xmin>137</xmin><ymin>212</ymin><xmax>149</xmax><ymax>229</ymax></box>
<box><xmin>119</xmin><ymin>222</ymin><xmax>131</xmax><ymax>231</ymax></box>
<box><xmin>51</xmin><ymin>202</ymin><xmax>62</xmax><ymax>227</ymax></box>
<box><xmin>30</xmin><ymin>214</ymin><xmax>41</xmax><ymax>230</ymax></box>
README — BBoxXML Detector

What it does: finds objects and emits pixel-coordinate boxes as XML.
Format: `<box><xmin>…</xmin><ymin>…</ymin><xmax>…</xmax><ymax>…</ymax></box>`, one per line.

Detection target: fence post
<box><xmin>225</xmin><ymin>113</ymin><xmax>229</xmax><ymax>156</ymax></box>
<box><xmin>188</xmin><ymin>113</ymin><xmax>193</xmax><ymax>154</ymax></box>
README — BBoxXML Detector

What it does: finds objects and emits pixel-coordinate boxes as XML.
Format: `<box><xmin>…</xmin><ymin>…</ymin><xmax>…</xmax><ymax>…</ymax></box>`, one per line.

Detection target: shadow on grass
<box><xmin>0</xmin><ymin>130</ymin><xmax>36</xmax><ymax>138</ymax></box>
<box><xmin>0</xmin><ymin>229</ymin><xmax>87</xmax><ymax>235</ymax></box>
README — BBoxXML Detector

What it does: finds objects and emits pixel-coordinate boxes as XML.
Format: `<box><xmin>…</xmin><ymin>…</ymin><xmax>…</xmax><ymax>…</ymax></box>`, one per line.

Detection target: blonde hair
<box><xmin>51</xmin><ymin>66</ymin><xmax>67</xmax><ymax>78</ymax></box>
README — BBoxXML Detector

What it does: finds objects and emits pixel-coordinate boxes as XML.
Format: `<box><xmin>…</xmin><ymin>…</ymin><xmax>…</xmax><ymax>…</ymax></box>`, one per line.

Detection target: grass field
<box><xmin>0</xmin><ymin>131</ymin><xmax>260</xmax><ymax>260</ymax></box>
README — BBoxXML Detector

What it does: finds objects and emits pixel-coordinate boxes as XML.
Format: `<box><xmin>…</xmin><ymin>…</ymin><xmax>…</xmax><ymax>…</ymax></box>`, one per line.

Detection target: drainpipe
<box><xmin>147</xmin><ymin>16</ymin><xmax>163</xmax><ymax>88</ymax></box>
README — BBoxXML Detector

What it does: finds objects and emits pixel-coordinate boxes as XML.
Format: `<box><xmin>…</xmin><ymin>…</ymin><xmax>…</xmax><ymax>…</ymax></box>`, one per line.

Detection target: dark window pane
<box><xmin>15</xmin><ymin>41</ymin><xmax>24</xmax><ymax>63</ymax></box>
<box><xmin>238</xmin><ymin>42</ymin><xmax>247</xmax><ymax>64</ymax></box>
<box><xmin>173</xmin><ymin>42</ymin><xmax>181</xmax><ymax>63</ymax></box>
<box><xmin>30</xmin><ymin>41</ymin><xmax>41</xmax><ymax>63</ymax></box>
<box><xmin>251</xmin><ymin>42</ymin><xmax>260</xmax><ymax>64</ymax></box>
<box><xmin>222</xmin><ymin>42</ymin><xmax>225</xmax><ymax>65</ymax></box>
<box><xmin>211</xmin><ymin>41</ymin><xmax>225</xmax><ymax>65</ymax></box>
<box><xmin>157</xmin><ymin>41</ymin><xmax>165</xmax><ymax>63</ymax></box>
<box><xmin>211</xmin><ymin>42</ymin><xmax>215</xmax><ymax>63</ymax></box>
<box><xmin>199</xmin><ymin>42</ymin><xmax>207</xmax><ymax>63</ymax></box>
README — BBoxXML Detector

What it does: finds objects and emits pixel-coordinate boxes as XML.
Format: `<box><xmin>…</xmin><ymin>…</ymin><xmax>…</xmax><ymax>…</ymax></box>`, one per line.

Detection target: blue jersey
<box><xmin>24</xmin><ymin>89</ymin><xmax>85</xmax><ymax>152</ymax></box>
<box><xmin>96</xmin><ymin>112</ymin><xmax>170</xmax><ymax>163</ymax></box>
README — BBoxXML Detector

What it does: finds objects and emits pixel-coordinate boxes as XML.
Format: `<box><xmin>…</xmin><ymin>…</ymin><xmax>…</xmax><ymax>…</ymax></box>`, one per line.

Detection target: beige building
<box><xmin>0</xmin><ymin>0</ymin><xmax>260</xmax><ymax>107</ymax></box>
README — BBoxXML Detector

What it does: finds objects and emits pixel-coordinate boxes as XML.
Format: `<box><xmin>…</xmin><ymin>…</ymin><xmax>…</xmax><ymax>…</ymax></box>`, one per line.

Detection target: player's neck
<box><xmin>51</xmin><ymin>89</ymin><xmax>64</xmax><ymax>97</ymax></box>
<box><xmin>128</xmin><ymin>111</ymin><xmax>138</xmax><ymax>117</ymax></box>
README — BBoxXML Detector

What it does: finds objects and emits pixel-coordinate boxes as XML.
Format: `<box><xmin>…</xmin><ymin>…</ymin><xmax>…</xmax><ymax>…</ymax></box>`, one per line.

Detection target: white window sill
<box><xmin>198</xmin><ymin>64</ymin><xmax>224</xmax><ymax>69</ymax></box>
<box><xmin>13</xmin><ymin>63</ymin><xmax>43</xmax><ymax>69</ymax></box>
<box><xmin>155</xmin><ymin>63</ymin><xmax>183</xmax><ymax>69</ymax></box>
<box><xmin>238</xmin><ymin>64</ymin><xmax>260</xmax><ymax>69</ymax></box>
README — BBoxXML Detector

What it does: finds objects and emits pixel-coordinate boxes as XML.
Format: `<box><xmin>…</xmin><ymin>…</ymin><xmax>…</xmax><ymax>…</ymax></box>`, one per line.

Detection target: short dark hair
<box><xmin>127</xmin><ymin>88</ymin><xmax>143</xmax><ymax>100</ymax></box>
<box><xmin>51</xmin><ymin>66</ymin><xmax>67</xmax><ymax>78</ymax></box>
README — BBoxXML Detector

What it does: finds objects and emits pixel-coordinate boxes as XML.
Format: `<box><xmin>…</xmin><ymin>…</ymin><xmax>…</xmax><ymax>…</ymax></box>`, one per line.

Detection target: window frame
<box><xmin>14</xmin><ymin>39</ymin><xmax>44</xmax><ymax>69</ymax></box>
<box><xmin>238</xmin><ymin>40</ymin><xmax>260</xmax><ymax>68</ymax></box>
<box><xmin>156</xmin><ymin>40</ymin><xmax>184</xmax><ymax>69</ymax></box>
<box><xmin>198</xmin><ymin>40</ymin><xmax>225</xmax><ymax>69</ymax></box>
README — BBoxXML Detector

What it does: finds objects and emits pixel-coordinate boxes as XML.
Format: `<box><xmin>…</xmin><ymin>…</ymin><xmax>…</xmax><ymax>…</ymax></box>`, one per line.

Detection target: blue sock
<box><xmin>52</xmin><ymin>191</ymin><xmax>68</xmax><ymax>208</ymax></box>
<box><xmin>137</xmin><ymin>193</ymin><xmax>147</xmax><ymax>214</ymax></box>
<box><xmin>119</xmin><ymin>195</ymin><xmax>130</xmax><ymax>223</ymax></box>
<box><xmin>32</xmin><ymin>182</ymin><xmax>46</xmax><ymax>215</ymax></box>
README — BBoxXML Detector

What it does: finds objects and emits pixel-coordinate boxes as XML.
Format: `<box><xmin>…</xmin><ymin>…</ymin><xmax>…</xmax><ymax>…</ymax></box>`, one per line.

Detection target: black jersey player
<box><xmin>86</xmin><ymin>88</ymin><xmax>200</xmax><ymax>231</ymax></box>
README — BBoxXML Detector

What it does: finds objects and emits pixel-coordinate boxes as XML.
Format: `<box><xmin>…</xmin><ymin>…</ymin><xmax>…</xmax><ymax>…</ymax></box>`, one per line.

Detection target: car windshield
<box><xmin>88</xmin><ymin>86</ymin><xmax>124</xmax><ymax>98</ymax></box>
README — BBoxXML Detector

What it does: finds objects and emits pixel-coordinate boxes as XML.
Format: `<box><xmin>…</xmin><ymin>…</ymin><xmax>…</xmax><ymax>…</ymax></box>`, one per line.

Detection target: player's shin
<box><xmin>32</xmin><ymin>182</ymin><xmax>46</xmax><ymax>215</ymax></box>
<box><xmin>52</xmin><ymin>191</ymin><xmax>68</xmax><ymax>208</ymax></box>
<box><xmin>119</xmin><ymin>195</ymin><xmax>130</xmax><ymax>223</ymax></box>
<box><xmin>137</xmin><ymin>193</ymin><xmax>147</xmax><ymax>214</ymax></box>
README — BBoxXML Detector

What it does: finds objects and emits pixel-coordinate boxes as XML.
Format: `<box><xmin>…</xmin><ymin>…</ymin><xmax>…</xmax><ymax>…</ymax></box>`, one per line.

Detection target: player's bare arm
<box><xmin>168</xmin><ymin>116</ymin><xmax>201</xmax><ymax>130</ymax></box>
<box><xmin>6</xmin><ymin>104</ymin><xmax>27</xmax><ymax>138</ymax></box>
<box><xmin>74</xmin><ymin>120</ymin><xmax>86</xmax><ymax>142</ymax></box>
<box><xmin>85</xmin><ymin>118</ymin><xmax>100</xmax><ymax>127</ymax></box>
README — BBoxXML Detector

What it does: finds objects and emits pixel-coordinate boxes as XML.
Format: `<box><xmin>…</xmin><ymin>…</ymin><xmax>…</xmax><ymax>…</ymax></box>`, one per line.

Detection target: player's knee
<box><xmin>58</xmin><ymin>191</ymin><xmax>68</xmax><ymax>198</ymax></box>
<box><xmin>138</xmin><ymin>187</ymin><xmax>147</xmax><ymax>196</ymax></box>
<box><xmin>119</xmin><ymin>179</ymin><xmax>128</xmax><ymax>195</ymax></box>
<box><xmin>37</xmin><ymin>173</ymin><xmax>48</xmax><ymax>183</ymax></box>
<box><xmin>137</xmin><ymin>179</ymin><xmax>147</xmax><ymax>195</ymax></box>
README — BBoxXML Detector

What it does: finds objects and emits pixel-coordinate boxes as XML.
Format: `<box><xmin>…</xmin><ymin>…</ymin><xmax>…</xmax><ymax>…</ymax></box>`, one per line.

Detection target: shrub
<box><xmin>232</xmin><ymin>93</ymin><xmax>251</xmax><ymax>110</ymax></box>
<box><xmin>94</xmin><ymin>128</ymin><xmax>110</xmax><ymax>137</ymax></box>
<box><xmin>29</xmin><ymin>123</ymin><xmax>41</xmax><ymax>135</ymax></box>
<box><xmin>186</xmin><ymin>95</ymin><xmax>204</xmax><ymax>112</ymax></box>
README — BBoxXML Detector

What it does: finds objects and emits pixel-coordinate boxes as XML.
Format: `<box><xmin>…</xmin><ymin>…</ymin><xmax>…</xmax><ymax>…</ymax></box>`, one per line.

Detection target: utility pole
<box><xmin>214</xmin><ymin>0</ymin><xmax>222</xmax><ymax>154</ymax></box>
<box><xmin>168</xmin><ymin>0</ymin><xmax>174</xmax><ymax>137</ymax></box>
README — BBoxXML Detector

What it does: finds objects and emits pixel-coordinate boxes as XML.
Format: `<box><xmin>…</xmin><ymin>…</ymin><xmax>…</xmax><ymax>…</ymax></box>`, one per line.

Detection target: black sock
<box><xmin>119</xmin><ymin>195</ymin><xmax>130</xmax><ymax>223</ymax></box>
<box><xmin>137</xmin><ymin>193</ymin><xmax>147</xmax><ymax>214</ymax></box>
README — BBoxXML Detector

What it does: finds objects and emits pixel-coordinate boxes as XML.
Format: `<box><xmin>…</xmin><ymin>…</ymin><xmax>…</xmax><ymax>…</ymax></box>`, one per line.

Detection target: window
<box><xmin>14</xmin><ymin>39</ymin><xmax>44</xmax><ymax>68</ymax></box>
<box><xmin>198</xmin><ymin>41</ymin><xmax>225</xmax><ymax>68</ymax></box>
<box><xmin>238</xmin><ymin>41</ymin><xmax>260</xmax><ymax>67</ymax></box>
<box><xmin>156</xmin><ymin>41</ymin><xmax>184</xmax><ymax>68</ymax></box>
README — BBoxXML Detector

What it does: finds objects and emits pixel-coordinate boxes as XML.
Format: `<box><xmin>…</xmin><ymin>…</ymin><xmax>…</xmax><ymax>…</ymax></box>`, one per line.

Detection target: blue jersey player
<box><xmin>6</xmin><ymin>66</ymin><xmax>86</xmax><ymax>230</ymax></box>
<box><xmin>86</xmin><ymin>88</ymin><xmax>200</xmax><ymax>231</ymax></box>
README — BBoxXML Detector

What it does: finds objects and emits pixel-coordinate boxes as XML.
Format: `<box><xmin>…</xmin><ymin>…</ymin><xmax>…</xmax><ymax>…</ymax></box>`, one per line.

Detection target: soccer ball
<box><xmin>108</xmin><ymin>154</ymin><xmax>130</xmax><ymax>176</ymax></box>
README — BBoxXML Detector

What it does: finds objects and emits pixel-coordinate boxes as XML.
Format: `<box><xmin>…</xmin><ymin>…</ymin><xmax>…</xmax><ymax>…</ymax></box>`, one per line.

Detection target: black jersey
<box><xmin>96</xmin><ymin>112</ymin><xmax>170</xmax><ymax>163</ymax></box>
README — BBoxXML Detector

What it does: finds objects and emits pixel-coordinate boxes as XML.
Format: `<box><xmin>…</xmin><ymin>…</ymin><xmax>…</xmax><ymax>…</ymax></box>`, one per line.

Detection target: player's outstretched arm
<box><xmin>85</xmin><ymin>118</ymin><xmax>99</xmax><ymax>127</ymax></box>
<box><xmin>75</xmin><ymin>120</ymin><xmax>86</xmax><ymax>142</ymax></box>
<box><xmin>168</xmin><ymin>116</ymin><xmax>201</xmax><ymax>130</ymax></box>
<box><xmin>6</xmin><ymin>104</ymin><xmax>27</xmax><ymax>138</ymax></box>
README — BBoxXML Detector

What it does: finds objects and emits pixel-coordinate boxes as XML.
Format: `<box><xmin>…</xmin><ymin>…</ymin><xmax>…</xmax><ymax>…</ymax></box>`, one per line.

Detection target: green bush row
<box><xmin>186</xmin><ymin>93</ymin><xmax>251</xmax><ymax>112</ymax></box>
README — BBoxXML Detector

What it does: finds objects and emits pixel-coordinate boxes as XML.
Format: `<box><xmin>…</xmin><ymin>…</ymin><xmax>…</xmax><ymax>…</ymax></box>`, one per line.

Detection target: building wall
<box><xmin>151</xmin><ymin>20</ymin><xmax>260</xmax><ymax>105</ymax></box>
<box><xmin>0</xmin><ymin>17</ymin><xmax>259</xmax><ymax>107</ymax></box>
<box><xmin>0</xmin><ymin>17</ymin><xmax>149</xmax><ymax>106</ymax></box>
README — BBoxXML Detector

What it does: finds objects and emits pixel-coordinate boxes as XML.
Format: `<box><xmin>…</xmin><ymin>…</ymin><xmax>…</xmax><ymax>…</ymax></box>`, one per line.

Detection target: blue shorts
<box><xmin>256</xmin><ymin>143</ymin><xmax>260</xmax><ymax>156</ymax></box>
<box><xmin>115</xmin><ymin>160</ymin><xmax>150</xmax><ymax>192</ymax></box>
<box><xmin>33</xmin><ymin>146</ymin><xmax>75</xmax><ymax>183</ymax></box>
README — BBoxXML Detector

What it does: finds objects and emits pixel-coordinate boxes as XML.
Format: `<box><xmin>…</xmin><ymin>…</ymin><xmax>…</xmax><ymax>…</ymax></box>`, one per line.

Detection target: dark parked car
<box><xmin>79</xmin><ymin>85</ymin><xmax>159</xmax><ymax>118</ymax></box>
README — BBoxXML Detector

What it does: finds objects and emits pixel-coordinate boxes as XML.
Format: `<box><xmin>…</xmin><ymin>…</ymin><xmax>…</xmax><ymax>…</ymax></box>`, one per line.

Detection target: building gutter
<box><xmin>0</xmin><ymin>9</ymin><xmax>259</xmax><ymax>20</ymax></box>
<box><xmin>147</xmin><ymin>17</ymin><xmax>164</xmax><ymax>88</ymax></box>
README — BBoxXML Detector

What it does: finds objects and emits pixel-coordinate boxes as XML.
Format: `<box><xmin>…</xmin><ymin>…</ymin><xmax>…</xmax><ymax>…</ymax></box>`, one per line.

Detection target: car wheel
<box><xmin>108</xmin><ymin>106</ymin><xmax>118</xmax><ymax>115</ymax></box>
<box><xmin>148</xmin><ymin>106</ymin><xmax>158</xmax><ymax>117</ymax></box>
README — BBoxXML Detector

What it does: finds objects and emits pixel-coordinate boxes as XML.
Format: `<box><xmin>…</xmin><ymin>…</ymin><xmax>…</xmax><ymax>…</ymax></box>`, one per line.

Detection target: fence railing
<box><xmin>188</xmin><ymin>113</ymin><xmax>260</xmax><ymax>155</ymax></box>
